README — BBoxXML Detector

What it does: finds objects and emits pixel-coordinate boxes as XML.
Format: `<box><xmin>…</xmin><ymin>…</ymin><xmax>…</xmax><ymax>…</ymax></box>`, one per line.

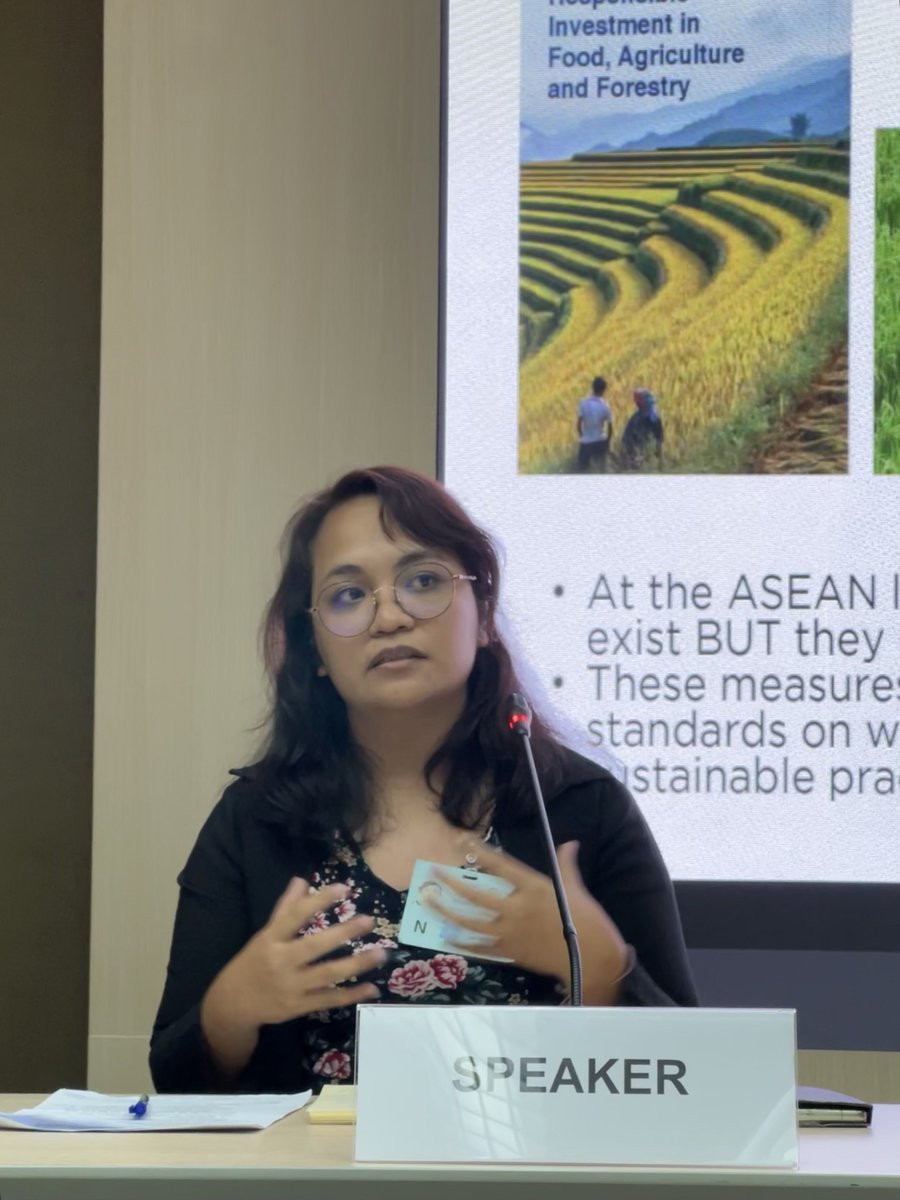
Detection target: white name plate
<box><xmin>355</xmin><ymin>1005</ymin><xmax>797</xmax><ymax>1167</ymax></box>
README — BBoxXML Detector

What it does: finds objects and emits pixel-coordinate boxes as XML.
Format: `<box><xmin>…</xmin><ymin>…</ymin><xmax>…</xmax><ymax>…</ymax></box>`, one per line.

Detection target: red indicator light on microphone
<box><xmin>505</xmin><ymin>694</ymin><xmax>533</xmax><ymax>736</ymax></box>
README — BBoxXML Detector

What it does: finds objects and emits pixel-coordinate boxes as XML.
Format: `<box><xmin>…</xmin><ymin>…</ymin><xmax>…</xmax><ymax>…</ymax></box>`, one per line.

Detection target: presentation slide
<box><xmin>442</xmin><ymin>0</ymin><xmax>900</xmax><ymax>886</ymax></box>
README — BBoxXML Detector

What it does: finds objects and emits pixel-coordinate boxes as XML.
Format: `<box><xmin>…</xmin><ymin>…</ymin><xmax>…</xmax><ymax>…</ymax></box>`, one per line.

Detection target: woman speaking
<box><xmin>150</xmin><ymin>466</ymin><xmax>696</xmax><ymax>1093</ymax></box>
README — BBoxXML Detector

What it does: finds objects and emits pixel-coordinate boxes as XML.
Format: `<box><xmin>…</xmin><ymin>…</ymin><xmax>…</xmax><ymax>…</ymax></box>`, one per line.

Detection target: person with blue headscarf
<box><xmin>621</xmin><ymin>388</ymin><xmax>664</xmax><ymax>470</ymax></box>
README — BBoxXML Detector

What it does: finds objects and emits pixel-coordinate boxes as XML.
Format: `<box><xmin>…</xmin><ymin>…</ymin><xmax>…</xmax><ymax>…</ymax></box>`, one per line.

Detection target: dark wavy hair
<box><xmin>254</xmin><ymin>466</ymin><xmax>563</xmax><ymax>848</ymax></box>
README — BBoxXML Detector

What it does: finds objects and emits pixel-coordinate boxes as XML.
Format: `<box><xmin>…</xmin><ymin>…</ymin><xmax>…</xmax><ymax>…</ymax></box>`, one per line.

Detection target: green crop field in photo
<box><xmin>875</xmin><ymin>128</ymin><xmax>900</xmax><ymax>474</ymax></box>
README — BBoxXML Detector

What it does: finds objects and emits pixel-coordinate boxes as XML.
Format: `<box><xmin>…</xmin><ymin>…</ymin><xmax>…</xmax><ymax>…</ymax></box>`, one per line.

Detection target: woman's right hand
<box><xmin>200</xmin><ymin>877</ymin><xmax>385</xmax><ymax>1063</ymax></box>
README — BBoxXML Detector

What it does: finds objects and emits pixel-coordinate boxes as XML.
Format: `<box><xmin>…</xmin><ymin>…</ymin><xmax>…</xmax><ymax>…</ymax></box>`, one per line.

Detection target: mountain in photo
<box><xmin>614</xmin><ymin>68</ymin><xmax>850</xmax><ymax>151</ymax></box>
<box><xmin>521</xmin><ymin>55</ymin><xmax>849</xmax><ymax>162</ymax></box>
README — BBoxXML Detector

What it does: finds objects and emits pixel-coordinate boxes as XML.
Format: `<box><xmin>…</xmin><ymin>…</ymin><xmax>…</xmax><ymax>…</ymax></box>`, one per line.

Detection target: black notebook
<box><xmin>797</xmin><ymin>1086</ymin><xmax>873</xmax><ymax>1128</ymax></box>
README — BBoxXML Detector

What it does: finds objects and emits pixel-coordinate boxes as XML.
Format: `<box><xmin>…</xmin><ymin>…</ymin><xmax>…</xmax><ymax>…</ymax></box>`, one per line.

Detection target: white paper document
<box><xmin>0</xmin><ymin>1089</ymin><xmax>311</xmax><ymax>1132</ymax></box>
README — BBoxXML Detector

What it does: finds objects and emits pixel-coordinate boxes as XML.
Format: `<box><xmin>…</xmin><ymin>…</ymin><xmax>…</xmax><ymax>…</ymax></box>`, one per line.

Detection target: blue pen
<box><xmin>128</xmin><ymin>1094</ymin><xmax>150</xmax><ymax>1118</ymax></box>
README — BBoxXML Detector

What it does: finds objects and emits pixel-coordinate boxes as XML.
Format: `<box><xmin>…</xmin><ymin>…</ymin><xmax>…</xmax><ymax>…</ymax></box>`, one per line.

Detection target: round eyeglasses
<box><xmin>309</xmin><ymin>561</ymin><xmax>477</xmax><ymax>638</ymax></box>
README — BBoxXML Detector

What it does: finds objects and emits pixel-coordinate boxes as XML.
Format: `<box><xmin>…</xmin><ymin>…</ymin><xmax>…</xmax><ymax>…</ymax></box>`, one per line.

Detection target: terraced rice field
<box><xmin>519</xmin><ymin>143</ymin><xmax>849</xmax><ymax>473</ymax></box>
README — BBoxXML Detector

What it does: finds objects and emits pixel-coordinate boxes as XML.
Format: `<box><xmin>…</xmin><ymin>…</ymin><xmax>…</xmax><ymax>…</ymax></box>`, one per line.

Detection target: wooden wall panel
<box><xmin>93</xmin><ymin>0</ymin><xmax>440</xmax><ymax>1089</ymax></box>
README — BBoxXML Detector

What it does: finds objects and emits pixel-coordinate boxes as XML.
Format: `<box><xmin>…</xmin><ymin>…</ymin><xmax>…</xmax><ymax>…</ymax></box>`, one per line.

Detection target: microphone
<box><xmin>505</xmin><ymin>693</ymin><xmax>583</xmax><ymax>1006</ymax></box>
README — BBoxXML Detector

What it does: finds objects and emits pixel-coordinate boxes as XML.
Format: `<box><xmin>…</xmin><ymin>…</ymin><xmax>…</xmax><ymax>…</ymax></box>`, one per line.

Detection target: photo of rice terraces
<box><xmin>518</xmin><ymin>140</ymin><xmax>849</xmax><ymax>475</ymax></box>
<box><xmin>875</xmin><ymin>127</ymin><xmax>900</xmax><ymax>474</ymax></box>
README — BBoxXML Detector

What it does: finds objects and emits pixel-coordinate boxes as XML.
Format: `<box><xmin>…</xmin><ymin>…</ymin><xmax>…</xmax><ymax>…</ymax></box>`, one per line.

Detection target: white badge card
<box><xmin>398</xmin><ymin>859</ymin><xmax>513</xmax><ymax>959</ymax></box>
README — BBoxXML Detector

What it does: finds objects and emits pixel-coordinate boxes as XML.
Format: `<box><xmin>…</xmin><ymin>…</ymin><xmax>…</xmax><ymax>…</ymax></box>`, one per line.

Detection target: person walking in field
<box><xmin>576</xmin><ymin>376</ymin><xmax>613</xmax><ymax>473</ymax></box>
<box><xmin>621</xmin><ymin>388</ymin><xmax>664</xmax><ymax>471</ymax></box>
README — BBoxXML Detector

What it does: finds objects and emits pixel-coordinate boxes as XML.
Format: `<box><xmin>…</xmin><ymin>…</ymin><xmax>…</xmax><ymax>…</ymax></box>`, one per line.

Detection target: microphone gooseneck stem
<box><xmin>519</xmin><ymin>734</ymin><xmax>583</xmax><ymax>1007</ymax></box>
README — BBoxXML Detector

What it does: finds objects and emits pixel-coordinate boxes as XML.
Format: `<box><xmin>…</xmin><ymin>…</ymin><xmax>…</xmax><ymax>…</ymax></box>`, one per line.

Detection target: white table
<box><xmin>0</xmin><ymin>1096</ymin><xmax>898</xmax><ymax>1199</ymax></box>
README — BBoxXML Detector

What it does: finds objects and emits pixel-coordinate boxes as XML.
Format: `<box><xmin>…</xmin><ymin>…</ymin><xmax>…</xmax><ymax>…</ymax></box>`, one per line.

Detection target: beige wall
<box><xmin>92</xmin><ymin>0</ymin><xmax>440</xmax><ymax>1090</ymax></box>
<box><xmin>92</xmin><ymin>0</ymin><xmax>900</xmax><ymax>1103</ymax></box>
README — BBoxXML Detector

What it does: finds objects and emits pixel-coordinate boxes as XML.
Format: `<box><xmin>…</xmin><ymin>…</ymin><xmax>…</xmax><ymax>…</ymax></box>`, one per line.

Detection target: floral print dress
<box><xmin>300</xmin><ymin>836</ymin><xmax>561</xmax><ymax>1087</ymax></box>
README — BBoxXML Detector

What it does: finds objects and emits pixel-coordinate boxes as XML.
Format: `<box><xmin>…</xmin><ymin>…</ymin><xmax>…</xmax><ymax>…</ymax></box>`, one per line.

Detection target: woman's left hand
<box><xmin>426</xmin><ymin>840</ymin><xmax>629</xmax><ymax>1004</ymax></box>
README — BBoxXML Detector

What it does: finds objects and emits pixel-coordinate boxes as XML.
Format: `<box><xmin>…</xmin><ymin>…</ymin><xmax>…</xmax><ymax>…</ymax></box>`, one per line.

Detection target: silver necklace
<box><xmin>463</xmin><ymin>825</ymin><xmax>495</xmax><ymax>870</ymax></box>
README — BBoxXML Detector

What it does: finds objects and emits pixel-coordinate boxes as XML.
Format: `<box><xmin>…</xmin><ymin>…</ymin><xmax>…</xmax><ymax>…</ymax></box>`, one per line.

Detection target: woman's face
<box><xmin>309</xmin><ymin>495</ymin><xmax>486</xmax><ymax>720</ymax></box>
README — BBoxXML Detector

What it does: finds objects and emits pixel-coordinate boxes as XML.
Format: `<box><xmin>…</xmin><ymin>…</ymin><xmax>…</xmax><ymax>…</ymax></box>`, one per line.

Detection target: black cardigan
<box><xmin>150</xmin><ymin>748</ymin><xmax>697</xmax><ymax>1093</ymax></box>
